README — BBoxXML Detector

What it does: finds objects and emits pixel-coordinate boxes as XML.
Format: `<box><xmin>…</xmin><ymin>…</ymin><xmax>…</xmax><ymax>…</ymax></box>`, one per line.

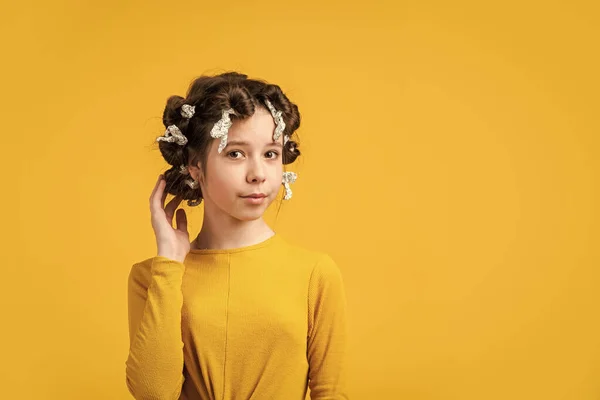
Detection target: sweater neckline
<box><xmin>187</xmin><ymin>232</ymin><xmax>280</xmax><ymax>255</ymax></box>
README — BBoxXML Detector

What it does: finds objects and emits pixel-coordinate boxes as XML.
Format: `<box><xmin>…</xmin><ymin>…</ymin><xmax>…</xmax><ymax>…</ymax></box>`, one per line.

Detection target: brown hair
<box><xmin>156</xmin><ymin>71</ymin><xmax>302</xmax><ymax>204</ymax></box>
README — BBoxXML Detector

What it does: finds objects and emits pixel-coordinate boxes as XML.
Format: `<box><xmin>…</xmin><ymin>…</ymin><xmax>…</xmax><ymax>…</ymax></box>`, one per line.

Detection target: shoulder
<box><xmin>308</xmin><ymin>253</ymin><xmax>344</xmax><ymax>289</ymax></box>
<box><xmin>277</xmin><ymin>237</ymin><xmax>344</xmax><ymax>288</ymax></box>
<box><xmin>277</xmin><ymin>236</ymin><xmax>340</xmax><ymax>272</ymax></box>
<box><xmin>306</xmin><ymin>251</ymin><xmax>347</xmax><ymax>328</ymax></box>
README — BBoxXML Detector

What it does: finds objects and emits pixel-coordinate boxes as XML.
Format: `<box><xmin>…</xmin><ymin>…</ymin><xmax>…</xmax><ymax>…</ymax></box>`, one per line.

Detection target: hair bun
<box><xmin>162</xmin><ymin>164</ymin><xmax>203</xmax><ymax>205</ymax></box>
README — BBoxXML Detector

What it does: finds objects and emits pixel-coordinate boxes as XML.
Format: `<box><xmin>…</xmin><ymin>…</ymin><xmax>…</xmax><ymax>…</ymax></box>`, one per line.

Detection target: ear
<box><xmin>188</xmin><ymin>162</ymin><xmax>205</xmax><ymax>183</ymax></box>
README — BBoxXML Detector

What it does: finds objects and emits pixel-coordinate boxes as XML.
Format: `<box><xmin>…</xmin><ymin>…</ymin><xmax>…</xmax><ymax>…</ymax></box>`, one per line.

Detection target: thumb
<box><xmin>175</xmin><ymin>208</ymin><xmax>188</xmax><ymax>234</ymax></box>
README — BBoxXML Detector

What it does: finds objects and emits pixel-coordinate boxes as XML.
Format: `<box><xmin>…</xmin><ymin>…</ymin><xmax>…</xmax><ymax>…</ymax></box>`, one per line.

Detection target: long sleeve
<box><xmin>307</xmin><ymin>254</ymin><xmax>350</xmax><ymax>399</ymax></box>
<box><xmin>125</xmin><ymin>256</ymin><xmax>186</xmax><ymax>399</ymax></box>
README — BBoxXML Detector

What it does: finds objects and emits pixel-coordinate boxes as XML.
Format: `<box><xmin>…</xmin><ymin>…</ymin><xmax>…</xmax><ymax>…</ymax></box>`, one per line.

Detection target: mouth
<box><xmin>241</xmin><ymin>194</ymin><xmax>268</xmax><ymax>205</ymax></box>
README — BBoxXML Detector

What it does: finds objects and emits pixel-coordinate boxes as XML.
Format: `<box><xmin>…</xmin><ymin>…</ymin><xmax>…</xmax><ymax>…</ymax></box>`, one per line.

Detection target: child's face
<box><xmin>196</xmin><ymin>107</ymin><xmax>284</xmax><ymax>221</ymax></box>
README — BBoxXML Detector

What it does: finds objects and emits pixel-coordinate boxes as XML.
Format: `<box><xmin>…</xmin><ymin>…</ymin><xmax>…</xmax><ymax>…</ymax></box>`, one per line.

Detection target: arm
<box><xmin>125</xmin><ymin>256</ymin><xmax>186</xmax><ymax>399</ymax></box>
<box><xmin>307</xmin><ymin>254</ymin><xmax>350</xmax><ymax>400</ymax></box>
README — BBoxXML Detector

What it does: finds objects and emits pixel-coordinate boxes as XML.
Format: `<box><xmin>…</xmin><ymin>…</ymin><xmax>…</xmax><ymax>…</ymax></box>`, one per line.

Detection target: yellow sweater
<box><xmin>125</xmin><ymin>233</ymin><xmax>349</xmax><ymax>400</ymax></box>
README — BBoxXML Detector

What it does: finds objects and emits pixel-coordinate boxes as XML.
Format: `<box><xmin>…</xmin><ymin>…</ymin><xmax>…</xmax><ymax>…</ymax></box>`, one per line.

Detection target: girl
<box><xmin>125</xmin><ymin>72</ymin><xmax>349</xmax><ymax>400</ymax></box>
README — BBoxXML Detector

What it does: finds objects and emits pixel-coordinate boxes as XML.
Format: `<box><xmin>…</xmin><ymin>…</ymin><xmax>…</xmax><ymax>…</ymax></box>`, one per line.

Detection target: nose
<box><xmin>246</xmin><ymin>157</ymin><xmax>266</xmax><ymax>183</ymax></box>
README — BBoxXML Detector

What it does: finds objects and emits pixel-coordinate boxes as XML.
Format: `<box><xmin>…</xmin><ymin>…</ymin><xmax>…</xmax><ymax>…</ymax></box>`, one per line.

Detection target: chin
<box><xmin>230</xmin><ymin>201</ymin><xmax>271</xmax><ymax>221</ymax></box>
<box><xmin>231</xmin><ymin>210</ymin><xmax>265</xmax><ymax>222</ymax></box>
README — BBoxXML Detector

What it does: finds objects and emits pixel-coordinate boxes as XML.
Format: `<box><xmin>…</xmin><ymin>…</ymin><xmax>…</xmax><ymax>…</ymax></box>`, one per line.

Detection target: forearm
<box><xmin>125</xmin><ymin>257</ymin><xmax>186</xmax><ymax>399</ymax></box>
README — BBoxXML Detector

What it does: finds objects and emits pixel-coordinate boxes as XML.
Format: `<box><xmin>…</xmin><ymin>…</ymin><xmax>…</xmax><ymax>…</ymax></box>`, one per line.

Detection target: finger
<box><xmin>160</xmin><ymin>181</ymin><xmax>168</xmax><ymax>209</ymax></box>
<box><xmin>175</xmin><ymin>208</ymin><xmax>188</xmax><ymax>233</ymax></box>
<box><xmin>149</xmin><ymin>174</ymin><xmax>162</xmax><ymax>202</ymax></box>
<box><xmin>150</xmin><ymin>175</ymin><xmax>165</xmax><ymax>211</ymax></box>
<box><xmin>164</xmin><ymin>195</ymin><xmax>183</xmax><ymax>221</ymax></box>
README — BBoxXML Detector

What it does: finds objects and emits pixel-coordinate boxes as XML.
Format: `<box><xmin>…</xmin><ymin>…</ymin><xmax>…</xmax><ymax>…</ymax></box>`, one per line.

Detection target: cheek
<box><xmin>267</xmin><ymin>170</ymin><xmax>283</xmax><ymax>194</ymax></box>
<box><xmin>215</xmin><ymin>174</ymin><xmax>235</xmax><ymax>189</ymax></box>
<box><xmin>272</xmin><ymin>164</ymin><xmax>284</xmax><ymax>183</ymax></box>
<box><xmin>204</xmin><ymin>168</ymin><xmax>238</xmax><ymax>196</ymax></box>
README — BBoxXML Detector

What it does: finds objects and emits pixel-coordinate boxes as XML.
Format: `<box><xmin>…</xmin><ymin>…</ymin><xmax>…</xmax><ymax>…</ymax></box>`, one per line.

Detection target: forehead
<box><xmin>227</xmin><ymin>107</ymin><xmax>275</xmax><ymax>143</ymax></box>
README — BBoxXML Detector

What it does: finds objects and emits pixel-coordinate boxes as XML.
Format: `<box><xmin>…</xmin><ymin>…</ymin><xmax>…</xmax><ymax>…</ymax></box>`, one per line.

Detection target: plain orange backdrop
<box><xmin>2</xmin><ymin>0</ymin><xmax>599</xmax><ymax>399</ymax></box>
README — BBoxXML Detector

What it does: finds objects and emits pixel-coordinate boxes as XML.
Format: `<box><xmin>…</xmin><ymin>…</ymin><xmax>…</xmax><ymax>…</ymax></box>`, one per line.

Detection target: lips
<box><xmin>242</xmin><ymin>194</ymin><xmax>267</xmax><ymax>198</ymax></box>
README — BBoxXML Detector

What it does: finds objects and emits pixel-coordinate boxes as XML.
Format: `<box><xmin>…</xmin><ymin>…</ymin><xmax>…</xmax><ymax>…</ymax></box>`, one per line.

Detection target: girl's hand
<box><xmin>149</xmin><ymin>174</ymin><xmax>190</xmax><ymax>263</ymax></box>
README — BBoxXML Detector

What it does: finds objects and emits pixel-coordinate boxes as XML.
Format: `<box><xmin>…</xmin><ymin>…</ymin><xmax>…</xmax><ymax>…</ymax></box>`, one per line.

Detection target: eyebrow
<box><xmin>224</xmin><ymin>140</ymin><xmax>283</xmax><ymax>149</ymax></box>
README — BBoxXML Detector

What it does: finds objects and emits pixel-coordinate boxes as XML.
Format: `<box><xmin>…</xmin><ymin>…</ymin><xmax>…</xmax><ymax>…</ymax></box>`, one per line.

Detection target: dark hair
<box><xmin>156</xmin><ymin>71</ymin><xmax>302</xmax><ymax>204</ymax></box>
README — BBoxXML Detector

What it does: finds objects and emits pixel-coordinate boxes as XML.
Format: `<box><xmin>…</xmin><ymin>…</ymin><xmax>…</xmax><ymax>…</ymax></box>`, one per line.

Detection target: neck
<box><xmin>192</xmin><ymin>201</ymin><xmax>275</xmax><ymax>251</ymax></box>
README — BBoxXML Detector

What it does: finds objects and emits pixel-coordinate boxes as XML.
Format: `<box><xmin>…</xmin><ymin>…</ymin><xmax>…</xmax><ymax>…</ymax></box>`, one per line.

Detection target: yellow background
<box><xmin>2</xmin><ymin>0</ymin><xmax>598</xmax><ymax>399</ymax></box>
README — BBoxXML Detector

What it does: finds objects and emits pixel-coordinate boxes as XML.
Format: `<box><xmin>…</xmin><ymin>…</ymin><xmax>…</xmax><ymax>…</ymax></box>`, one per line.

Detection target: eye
<box><xmin>265</xmin><ymin>150</ymin><xmax>280</xmax><ymax>159</ymax></box>
<box><xmin>227</xmin><ymin>150</ymin><xmax>243</xmax><ymax>159</ymax></box>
